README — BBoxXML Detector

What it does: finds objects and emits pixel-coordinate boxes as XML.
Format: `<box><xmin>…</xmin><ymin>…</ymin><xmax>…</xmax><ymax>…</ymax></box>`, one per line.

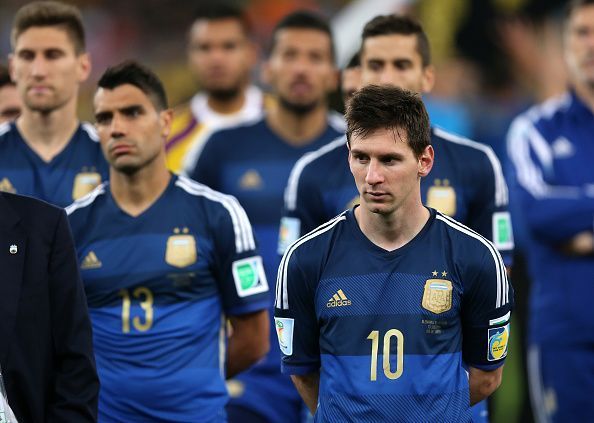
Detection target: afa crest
<box><xmin>72</xmin><ymin>171</ymin><xmax>102</xmax><ymax>200</ymax></box>
<box><xmin>0</xmin><ymin>177</ymin><xmax>16</xmax><ymax>194</ymax></box>
<box><xmin>165</xmin><ymin>227</ymin><xmax>197</xmax><ymax>268</ymax></box>
<box><xmin>422</xmin><ymin>279</ymin><xmax>452</xmax><ymax>314</ymax></box>
<box><xmin>426</xmin><ymin>179</ymin><xmax>456</xmax><ymax>216</ymax></box>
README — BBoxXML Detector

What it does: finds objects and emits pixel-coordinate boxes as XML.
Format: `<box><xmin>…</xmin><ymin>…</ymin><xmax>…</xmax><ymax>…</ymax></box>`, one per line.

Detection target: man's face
<box><xmin>360</xmin><ymin>34</ymin><xmax>433</xmax><ymax>93</ymax></box>
<box><xmin>0</xmin><ymin>84</ymin><xmax>22</xmax><ymax>123</ymax></box>
<box><xmin>187</xmin><ymin>18</ymin><xmax>254</xmax><ymax>99</ymax></box>
<box><xmin>349</xmin><ymin>127</ymin><xmax>433</xmax><ymax>216</ymax></box>
<box><xmin>94</xmin><ymin>84</ymin><xmax>172</xmax><ymax>175</ymax></box>
<box><xmin>264</xmin><ymin>28</ymin><xmax>337</xmax><ymax>114</ymax></box>
<box><xmin>9</xmin><ymin>26</ymin><xmax>90</xmax><ymax>114</ymax></box>
<box><xmin>341</xmin><ymin>66</ymin><xmax>361</xmax><ymax>104</ymax></box>
<box><xmin>565</xmin><ymin>5</ymin><xmax>594</xmax><ymax>88</ymax></box>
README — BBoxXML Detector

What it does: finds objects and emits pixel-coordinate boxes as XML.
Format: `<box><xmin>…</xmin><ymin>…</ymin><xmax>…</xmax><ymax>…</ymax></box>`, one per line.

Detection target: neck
<box><xmin>573</xmin><ymin>80</ymin><xmax>594</xmax><ymax>112</ymax></box>
<box><xmin>206</xmin><ymin>86</ymin><xmax>248</xmax><ymax>115</ymax></box>
<box><xmin>109</xmin><ymin>159</ymin><xmax>172</xmax><ymax>217</ymax></box>
<box><xmin>16</xmin><ymin>101</ymin><xmax>79</xmax><ymax>162</ymax></box>
<box><xmin>355</xmin><ymin>199</ymin><xmax>429</xmax><ymax>251</ymax></box>
<box><xmin>266</xmin><ymin>101</ymin><xmax>328</xmax><ymax>146</ymax></box>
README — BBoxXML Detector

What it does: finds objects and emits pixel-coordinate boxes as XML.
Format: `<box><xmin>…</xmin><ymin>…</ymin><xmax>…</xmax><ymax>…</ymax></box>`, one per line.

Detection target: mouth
<box><xmin>364</xmin><ymin>191</ymin><xmax>389</xmax><ymax>200</ymax></box>
<box><xmin>109</xmin><ymin>143</ymin><xmax>134</xmax><ymax>156</ymax></box>
<box><xmin>290</xmin><ymin>80</ymin><xmax>313</xmax><ymax>96</ymax></box>
<box><xmin>28</xmin><ymin>85</ymin><xmax>52</xmax><ymax>95</ymax></box>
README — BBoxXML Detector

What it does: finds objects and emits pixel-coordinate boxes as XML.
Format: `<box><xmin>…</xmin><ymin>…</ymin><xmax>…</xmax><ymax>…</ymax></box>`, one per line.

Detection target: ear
<box><xmin>421</xmin><ymin>65</ymin><xmax>435</xmax><ymax>94</ymax></box>
<box><xmin>159</xmin><ymin>108</ymin><xmax>174</xmax><ymax>140</ymax></box>
<box><xmin>418</xmin><ymin>145</ymin><xmax>434</xmax><ymax>177</ymax></box>
<box><xmin>77</xmin><ymin>52</ymin><xmax>92</xmax><ymax>83</ymax></box>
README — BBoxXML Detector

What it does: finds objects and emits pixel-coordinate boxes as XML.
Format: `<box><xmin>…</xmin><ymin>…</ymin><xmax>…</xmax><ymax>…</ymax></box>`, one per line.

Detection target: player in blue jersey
<box><xmin>0</xmin><ymin>1</ymin><xmax>108</xmax><ymax>207</ymax></box>
<box><xmin>506</xmin><ymin>1</ymin><xmax>594</xmax><ymax>421</ymax></box>
<box><xmin>280</xmin><ymin>15</ymin><xmax>513</xmax><ymax>269</ymax></box>
<box><xmin>67</xmin><ymin>61</ymin><xmax>269</xmax><ymax>421</ymax></box>
<box><xmin>276</xmin><ymin>85</ymin><xmax>512</xmax><ymax>422</ymax></box>
<box><xmin>188</xmin><ymin>11</ymin><xmax>343</xmax><ymax>423</ymax></box>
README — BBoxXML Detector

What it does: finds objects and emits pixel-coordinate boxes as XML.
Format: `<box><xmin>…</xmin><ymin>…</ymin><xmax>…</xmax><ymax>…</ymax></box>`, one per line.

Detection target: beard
<box><xmin>205</xmin><ymin>85</ymin><xmax>242</xmax><ymax>102</ymax></box>
<box><xmin>278</xmin><ymin>95</ymin><xmax>319</xmax><ymax>116</ymax></box>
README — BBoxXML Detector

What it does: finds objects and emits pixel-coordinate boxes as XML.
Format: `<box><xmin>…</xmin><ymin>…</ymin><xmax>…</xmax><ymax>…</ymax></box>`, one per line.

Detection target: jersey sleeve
<box><xmin>274</xmin><ymin>245</ymin><xmax>320</xmax><ymax>375</ymax></box>
<box><xmin>461</xmin><ymin>243</ymin><xmax>514</xmax><ymax>371</ymax></box>
<box><xmin>278</xmin><ymin>160</ymin><xmax>326</xmax><ymax>255</ymax></box>
<box><xmin>466</xmin><ymin>146</ymin><xmax>514</xmax><ymax>266</ymax></box>
<box><xmin>507</xmin><ymin>115</ymin><xmax>594</xmax><ymax>244</ymax></box>
<box><xmin>212</xmin><ymin>196</ymin><xmax>269</xmax><ymax>316</ymax></box>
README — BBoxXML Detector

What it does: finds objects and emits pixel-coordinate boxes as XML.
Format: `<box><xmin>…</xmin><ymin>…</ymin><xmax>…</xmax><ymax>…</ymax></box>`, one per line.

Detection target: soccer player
<box><xmin>188</xmin><ymin>10</ymin><xmax>343</xmax><ymax>423</ymax></box>
<box><xmin>167</xmin><ymin>4</ymin><xmax>266</xmax><ymax>174</ymax></box>
<box><xmin>66</xmin><ymin>61</ymin><xmax>269</xmax><ymax>421</ymax></box>
<box><xmin>275</xmin><ymin>85</ymin><xmax>512</xmax><ymax>422</ymax></box>
<box><xmin>506</xmin><ymin>1</ymin><xmax>594</xmax><ymax>421</ymax></box>
<box><xmin>0</xmin><ymin>64</ymin><xmax>22</xmax><ymax>123</ymax></box>
<box><xmin>341</xmin><ymin>53</ymin><xmax>361</xmax><ymax>105</ymax></box>
<box><xmin>0</xmin><ymin>1</ymin><xmax>108</xmax><ymax>207</ymax></box>
<box><xmin>279</xmin><ymin>15</ymin><xmax>513</xmax><ymax>269</ymax></box>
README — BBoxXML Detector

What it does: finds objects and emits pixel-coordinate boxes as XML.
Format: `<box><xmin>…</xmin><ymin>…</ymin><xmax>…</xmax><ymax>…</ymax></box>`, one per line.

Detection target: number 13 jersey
<box><xmin>67</xmin><ymin>175</ymin><xmax>268</xmax><ymax>422</ymax></box>
<box><xmin>275</xmin><ymin>207</ymin><xmax>513</xmax><ymax>422</ymax></box>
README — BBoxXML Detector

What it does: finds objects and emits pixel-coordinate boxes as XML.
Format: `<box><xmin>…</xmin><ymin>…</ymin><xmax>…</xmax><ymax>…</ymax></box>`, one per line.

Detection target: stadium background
<box><xmin>0</xmin><ymin>0</ymin><xmax>571</xmax><ymax>421</ymax></box>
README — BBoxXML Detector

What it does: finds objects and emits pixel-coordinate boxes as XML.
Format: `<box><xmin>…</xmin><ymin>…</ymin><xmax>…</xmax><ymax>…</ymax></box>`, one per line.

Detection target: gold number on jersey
<box><xmin>118</xmin><ymin>287</ymin><xmax>154</xmax><ymax>333</ymax></box>
<box><xmin>367</xmin><ymin>329</ymin><xmax>404</xmax><ymax>381</ymax></box>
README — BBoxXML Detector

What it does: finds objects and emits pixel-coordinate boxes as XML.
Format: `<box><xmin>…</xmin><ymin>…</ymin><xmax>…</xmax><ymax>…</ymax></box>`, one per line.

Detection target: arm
<box><xmin>48</xmin><ymin>210</ymin><xmax>99</xmax><ymax>422</ymax></box>
<box><xmin>226</xmin><ymin>310</ymin><xmax>270</xmax><ymax>378</ymax></box>
<box><xmin>291</xmin><ymin>371</ymin><xmax>320</xmax><ymax>414</ymax></box>
<box><xmin>507</xmin><ymin>115</ymin><xmax>594</xmax><ymax>244</ymax></box>
<box><xmin>469</xmin><ymin>366</ymin><xmax>504</xmax><ymax>405</ymax></box>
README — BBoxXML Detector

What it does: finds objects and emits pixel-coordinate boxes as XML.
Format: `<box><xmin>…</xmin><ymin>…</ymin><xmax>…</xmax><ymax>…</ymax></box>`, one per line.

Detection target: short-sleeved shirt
<box><xmin>67</xmin><ymin>174</ymin><xmax>268</xmax><ymax>422</ymax></box>
<box><xmin>0</xmin><ymin>121</ymin><xmax>108</xmax><ymax>208</ymax></box>
<box><xmin>275</xmin><ymin>208</ymin><xmax>513</xmax><ymax>422</ymax></box>
<box><xmin>279</xmin><ymin>128</ymin><xmax>514</xmax><ymax>264</ymax></box>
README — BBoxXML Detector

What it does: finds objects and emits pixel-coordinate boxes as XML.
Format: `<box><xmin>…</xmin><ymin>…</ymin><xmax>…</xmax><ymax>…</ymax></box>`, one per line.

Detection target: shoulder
<box><xmin>327</xmin><ymin>110</ymin><xmax>346</xmax><ymax>133</ymax></box>
<box><xmin>206</xmin><ymin>118</ymin><xmax>264</xmax><ymax>146</ymax></box>
<box><xmin>65</xmin><ymin>183</ymin><xmax>108</xmax><ymax>217</ymax></box>
<box><xmin>0</xmin><ymin>192</ymin><xmax>64</xmax><ymax>240</ymax></box>
<box><xmin>1</xmin><ymin>191</ymin><xmax>62</xmax><ymax>220</ymax></box>
<box><xmin>0</xmin><ymin>121</ymin><xmax>12</xmax><ymax>139</ymax></box>
<box><xmin>285</xmin><ymin>136</ymin><xmax>347</xmax><ymax>208</ymax></box>
<box><xmin>433</xmin><ymin>127</ymin><xmax>497</xmax><ymax>163</ymax></box>
<box><xmin>80</xmin><ymin>122</ymin><xmax>100</xmax><ymax>142</ymax></box>
<box><xmin>509</xmin><ymin>92</ymin><xmax>572</xmax><ymax>136</ymax></box>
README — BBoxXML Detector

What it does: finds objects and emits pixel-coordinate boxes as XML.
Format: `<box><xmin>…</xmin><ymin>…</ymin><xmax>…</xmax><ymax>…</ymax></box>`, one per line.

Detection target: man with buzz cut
<box><xmin>0</xmin><ymin>1</ymin><xmax>108</xmax><ymax>207</ymax></box>
<box><xmin>67</xmin><ymin>60</ymin><xmax>269</xmax><ymax>422</ymax></box>
<box><xmin>276</xmin><ymin>84</ymin><xmax>513</xmax><ymax>422</ymax></box>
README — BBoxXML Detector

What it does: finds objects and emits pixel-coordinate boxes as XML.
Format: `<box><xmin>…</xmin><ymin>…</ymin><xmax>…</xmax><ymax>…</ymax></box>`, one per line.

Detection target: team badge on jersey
<box><xmin>274</xmin><ymin>317</ymin><xmax>294</xmax><ymax>356</ymax></box>
<box><xmin>426</xmin><ymin>179</ymin><xmax>456</xmax><ymax>216</ymax></box>
<box><xmin>72</xmin><ymin>170</ymin><xmax>102</xmax><ymax>200</ymax></box>
<box><xmin>488</xmin><ymin>323</ymin><xmax>510</xmax><ymax>361</ymax></box>
<box><xmin>232</xmin><ymin>256</ymin><xmax>268</xmax><ymax>297</ymax></box>
<box><xmin>165</xmin><ymin>227</ymin><xmax>197</xmax><ymax>268</ymax></box>
<box><xmin>422</xmin><ymin>279</ymin><xmax>452</xmax><ymax>314</ymax></box>
<box><xmin>239</xmin><ymin>169</ymin><xmax>263</xmax><ymax>190</ymax></box>
<box><xmin>0</xmin><ymin>177</ymin><xmax>16</xmax><ymax>194</ymax></box>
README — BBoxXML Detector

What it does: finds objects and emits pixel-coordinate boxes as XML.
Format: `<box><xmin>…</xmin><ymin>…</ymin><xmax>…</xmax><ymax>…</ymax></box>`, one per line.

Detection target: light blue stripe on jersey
<box><xmin>320</xmin><ymin>352</ymin><xmax>468</xmax><ymax>396</ymax></box>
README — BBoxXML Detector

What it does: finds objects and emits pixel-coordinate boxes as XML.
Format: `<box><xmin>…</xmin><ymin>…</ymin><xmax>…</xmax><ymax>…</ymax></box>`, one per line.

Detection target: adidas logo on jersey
<box><xmin>81</xmin><ymin>251</ymin><xmax>102</xmax><ymax>269</ymax></box>
<box><xmin>326</xmin><ymin>289</ymin><xmax>351</xmax><ymax>308</ymax></box>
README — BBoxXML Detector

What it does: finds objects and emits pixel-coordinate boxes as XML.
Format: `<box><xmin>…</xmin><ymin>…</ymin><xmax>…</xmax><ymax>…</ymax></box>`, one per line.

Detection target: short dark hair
<box><xmin>345</xmin><ymin>53</ymin><xmax>360</xmax><ymax>70</ymax></box>
<box><xmin>97</xmin><ymin>61</ymin><xmax>168</xmax><ymax>111</ymax></box>
<box><xmin>0</xmin><ymin>65</ymin><xmax>14</xmax><ymax>89</ymax></box>
<box><xmin>11</xmin><ymin>1</ymin><xmax>86</xmax><ymax>54</ymax></box>
<box><xmin>191</xmin><ymin>3</ymin><xmax>251</xmax><ymax>36</ymax></box>
<box><xmin>565</xmin><ymin>0</ymin><xmax>594</xmax><ymax>22</ymax></box>
<box><xmin>269</xmin><ymin>10</ymin><xmax>335</xmax><ymax>61</ymax></box>
<box><xmin>346</xmin><ymin>85</ymin><xmax>431</xmax><ymax>158</ymax></box>
<box><xmin>361</xmin><ymin>15</ymin><xmax>431</xmax><ymax>67</ymax></box>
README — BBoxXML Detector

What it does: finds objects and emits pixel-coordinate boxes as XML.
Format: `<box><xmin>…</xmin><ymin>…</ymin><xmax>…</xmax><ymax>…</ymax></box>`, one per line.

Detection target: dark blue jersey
<box><xmin>275</xmin><ymin>208</ymin><xmax>513</xmax><ymax>422</ymax></box>
<box><xmin>67</xmin><ymin>175</ymin><xmax>268</xmax><ymax>422</ymax></box>
<box><xmin>507</xmin><ymin>90</ymin><xmax>594</xmax><ymax>345</ymax></box>
<box><xmin>189</xmin><ymin>115</ymin><xmax>344</xmax><ymax>422</ymax></box>
<box><xmin>0</xmin><ymin>121</ymin><xmax>108</xmax><ymax>208</ymax></box>
<box><xmin>280</xmin><ymin>128</ymin><xmax>514</xmax><ymax>265</ymax></box>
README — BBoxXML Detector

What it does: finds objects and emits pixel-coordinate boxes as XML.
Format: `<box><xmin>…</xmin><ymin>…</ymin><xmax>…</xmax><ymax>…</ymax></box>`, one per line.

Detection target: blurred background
<box><xmin>0</xmin><ymin>0</ymin><xmax>573</xmax><ymax>421</ymax></box>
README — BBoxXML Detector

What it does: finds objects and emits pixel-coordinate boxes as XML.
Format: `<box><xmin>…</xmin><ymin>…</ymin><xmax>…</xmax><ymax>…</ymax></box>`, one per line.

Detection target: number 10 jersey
<box><xmin>275</xmin><ymin>208</ymin><xmax>513</xmax><ymax>422</ymax></box>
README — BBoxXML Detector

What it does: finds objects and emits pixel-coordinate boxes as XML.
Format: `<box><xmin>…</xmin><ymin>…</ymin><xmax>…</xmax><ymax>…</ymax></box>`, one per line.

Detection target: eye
<box><xmin>95</xmin><ymin>113</ymin><xmax>112</xmax><ymax>125</ymax></box>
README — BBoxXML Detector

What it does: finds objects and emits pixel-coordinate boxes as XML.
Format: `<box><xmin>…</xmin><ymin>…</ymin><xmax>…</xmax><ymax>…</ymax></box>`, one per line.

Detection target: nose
<box><xmin>109</xmin><ymin>114</ymin><xmax>126</xmax><ymax>138</ymax></box>
<box><xmin>365</xmin><ymin>159</ymin><xmax>384</xmax><ymax>185</ymax></box>
<box><xmin>30</xmin><ymin>55</ymin><xmax>48</xmax><ymax>78</ymax></box>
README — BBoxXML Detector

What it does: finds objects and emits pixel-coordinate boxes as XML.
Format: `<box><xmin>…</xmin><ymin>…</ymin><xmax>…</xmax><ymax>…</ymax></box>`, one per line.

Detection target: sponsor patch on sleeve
<box><xmin>488</xmin><ymin>323</ymin><xmax>510</xmax><ymax>361</ymax></box>
<box><xmin>232</xmin><ymin>256</ymin><xmax>268</xmax><ymax>298</ymax></box>
<box><xmin>277</xmin><ymin>217</ymin><xmax>301</xmax><ymax>255</ymax></box>
<box><xmin>492</xmin><ymin>212</ymin><xmax>514</xmax><ymax>251</ymax></box>
<box><xmin>275</xmin><ymin>317</ymin><xmax>294</xmax><ymax>356</ymax></box>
